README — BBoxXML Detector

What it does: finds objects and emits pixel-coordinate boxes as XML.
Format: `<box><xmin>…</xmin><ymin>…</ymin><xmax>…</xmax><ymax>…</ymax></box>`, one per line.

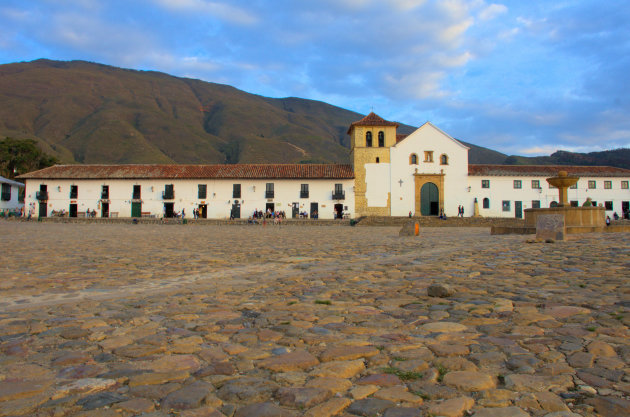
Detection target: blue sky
<box><xmin>1</xmin><ymin>0</ymin><xmax>629</xmax><ymax>156</ymax></box>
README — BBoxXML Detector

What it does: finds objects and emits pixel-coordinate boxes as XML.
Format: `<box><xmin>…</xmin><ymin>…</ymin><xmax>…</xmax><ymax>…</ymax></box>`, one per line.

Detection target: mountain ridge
<box><xmin>0</xmin><ymin>59</ymin><xmax>627</xmax><ymax>169</ymax></box>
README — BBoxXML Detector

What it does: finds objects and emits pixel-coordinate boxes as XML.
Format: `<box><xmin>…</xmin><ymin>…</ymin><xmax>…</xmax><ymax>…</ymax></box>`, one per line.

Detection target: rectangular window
<box><xmin>69</xmin><ymin>185</ymin><xmax>78</xmax><ymax>199</ymax></box>
<box><xmin>588</xmin><ymin>180</ymin><xmax>596</xmax><ymax>189</ymax></box>
<box><xmin>605</xmin><ymin>201</ymin><xmax>613</xmax><ymax>210</ymax></box>
<box><xmin>133</xmin><ymin>185</ymin><xmax>141</xmax><ymax>199</ymax></box>
<box><xmin>481</xmin><ymin>180</ymin><xmax>490</xmax><ymax>189</ymax></box>
<box><xmin>1</xmin><ymin>183</ymin><xmax>10</xmax><ymax>201</ymax></box>
<box><xmin>163</xmin><ymin>184</ymin><xmax>174</xmax><ymax>199</ymax></box>
<box><xmin>424</xmin><ymin>151</ymin><xmax>433</xmax><ymax>162</ymax></box>
<box><xmin>198</xmin><ymin>184</ymin><xmax>207</xmax><ymax>199</ymax></box>
<box><xmin>502</xmin><ymin>200</ymin><xmax>511</xmax><ymax>212</ymax></box>
<box><xmin>604</xmin><ymin>181</ymin><xmax>612</xmax><ymax>189</ymax></box>
<box><xmin>300</xmin><ymin>184</ymin><xmax>309</xmax><ymax>198</ymax></box>
<box><xmin>531</xmin><ymin>200</ymin><xmax>540</xmax><ymax>209</ymax></box>
<box><xmin>622</xmin><ymin>181</ymin><xmax>629</xmax><ymax>189</ymax></box>
<box><xmin>232</xmin><ymin>184</ymin><xmax>241</xmax><ymax>199</ymax></box>
<box><xmin>101</xmin><ymin>185</ymin><xmax>109</xmax><ymax>199</ymax></box>
<box><xmin>570</xmin><ymin>183</ymin><xmax>578</xmax><ymax>189</ymax></box>
<box><xmin>531</xmin><ymin>180</ymin><xmax>540</xmax><ymax>189</ymax></box>
<box><xmin>514</xmin><ymin>180</ymin><xmax>522</xmax><ymax>189</ymax></box>
<box><xmin>570</xmin><ymin>201</ymin><xmax>578</xmax><ymax>207</ymax></box>
<box><xmin>333</xmin><ymin>183</ymin><xmax>345</xmax><ymax>200</ymax></box>
<box><xmin>265</xmin><ymin>183</ymin><xmax>274</xmax><ymax>199</ymax></box>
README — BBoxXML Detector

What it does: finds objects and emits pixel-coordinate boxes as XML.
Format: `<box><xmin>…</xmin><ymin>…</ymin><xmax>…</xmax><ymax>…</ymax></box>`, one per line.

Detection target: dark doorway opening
<box><xmin>334</xmin><ymin>203</ymin><xmax>343</xmax><ymax>219</ymax></box>
<box><xmin>310</xmin><ymin>202</ymin><xmax>318</xmax><ymax>219</ymax></box>
<box><xmin>515</xmin><ymin>201</ymin><xmax>523</xmax><ymax>219</ymax></box>
<box><xmin>420</xmin><ymin>182</ymin><xmax>439</xmax><ymax>216</ymax></box>
<box><xmin>69</xmin><ymin>204</ymin><xmax>78</xmax><ymax>218</ymax></box>
<box><xmin>132</xmin><ymin>202</ymin><xmax>142</xmax><ymax>218</ymax></box>
<box><xmin>231</xmin><ymin>201</ymin><xmax>241</xmax><ymax>219</ymax></box>
<box><xmin>265</xmin><ymin>202</ymin><xmax>274</xmax><ymax>214</ymax></box>
<box><xmin>292</xmin><ymin>202</ymin><xmax>299</xmax><ymax>218</ymax></box>
<box><xmin>622</xmin><ymin>201</ymin><xmax>629</xmax><ymax>219</ymax></box>
<box><xmin>198</xmin><ymin>204</ymin><xmax>207</xmax><ymax>218</ymax></box>
<box><xmin>39</xmin><ymin>202</ymin><xmax>47</xmax><ymax>218</ymax></box>
<box><xmin>101</xmin><ymin>203</ymin><xmax>109</xmax><ymax>218</ymax></box>
<box><xmin>163</xmin><ymin>202</ymin><xmax>174</xmax><ymax>218</ymax></box>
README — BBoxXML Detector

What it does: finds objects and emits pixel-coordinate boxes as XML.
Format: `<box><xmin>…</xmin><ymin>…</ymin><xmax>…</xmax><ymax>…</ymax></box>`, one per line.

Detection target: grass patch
<box><xmin>382</xmin><ymin>367</ymin><xmax>423</xmax><ymax>381</ymax></box>
<box><xmin>412</xmin><ymin>391</ymin><xmax>430</xmax><ymax>400</ymax></box>
<box><xmin>391</xmin><ymin>356</ymin><xmax>408</xmax><ymax>362</ymax></box>
<box><xmin>287</xmin><ymin>301</ymin><xmax>297</xmax><ymax>305</ymax></box>
<box><xmin>586</xmin><ymin>326</ymin><xmax>597</xmax><ymax>332</ymax></box>
<box><xmin>314</xmin><ymin>300</ymin><xmax>332</xmax><ymax>305</ymax></box>
<box><xmin>436</xmin><ymin>364</ymin><xmax>447</xmax><ymax>382</ymax></box>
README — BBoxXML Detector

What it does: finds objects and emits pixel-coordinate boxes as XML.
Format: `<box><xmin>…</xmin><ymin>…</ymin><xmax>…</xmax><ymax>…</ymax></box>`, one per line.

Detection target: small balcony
<box><xmin>300</xmin><ymin>191</ymin><xmax>309</xmax><ymax>199</ymax></box>
<box><xmin>132</xmin><ymin>193</ymin><xmax>141</xmax><ymax>200</ymax></box>
<box><xmin>36</xmin><ymin>191</ymin><xmax>48</xmax><ymax>200</ymax></box>
<box><xmin>332</xmin><ymin>190</ymin><xmax>345</xmax><ymax>200</ymax></box>
<box><xmin>162</xmin><ymin>190</ymin><xmax>175</xmax><ymax>200</ymax></box>
<box><xmin>69</xmin><ymin>191</ymin><xmax>78</xmax><ymax>199</ymax></box>
<box><xmin>101</xmin><ymin>192</ymin><xmax>109</xmax><ymax>199</ymax></box>
<box><xmin>265</xmin><ymin>190</ymin><xmax>274</xmax><ymax>199</ymax></box>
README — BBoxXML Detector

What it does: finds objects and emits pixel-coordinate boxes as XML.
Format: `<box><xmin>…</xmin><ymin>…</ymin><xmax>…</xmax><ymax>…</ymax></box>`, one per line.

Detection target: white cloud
<box><xmin>150</xmin><ymin>0</ymin><xmax>257</xmax><ymax>25</ymax></box>
<box><xmin>478</xmin><ymin>3</ymin><xmax>507</xmax><ymax>21</ymax></box>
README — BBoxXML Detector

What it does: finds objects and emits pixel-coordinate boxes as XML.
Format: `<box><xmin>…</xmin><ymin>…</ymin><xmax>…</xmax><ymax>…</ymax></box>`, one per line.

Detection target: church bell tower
<box><xmin>348</xmin><ymin>112</ymin><xmax>399</xmax><ymax>217</ymax></box>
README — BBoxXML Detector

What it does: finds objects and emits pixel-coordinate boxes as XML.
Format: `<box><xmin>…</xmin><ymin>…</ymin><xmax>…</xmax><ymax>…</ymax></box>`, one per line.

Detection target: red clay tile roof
<box><xmin>347</xmin><ymin>112</ymin><xmax>399</xmax><ymax>134</ymax></box>
<box><xmin>468</xmin><ymin>164</ymin><xmax>630</xmax><ymax>178</ymax></box>
<box><xmin>18</xmin><ymin>164</ymin><xmax>355</xmax><ymax>180</ymax></box>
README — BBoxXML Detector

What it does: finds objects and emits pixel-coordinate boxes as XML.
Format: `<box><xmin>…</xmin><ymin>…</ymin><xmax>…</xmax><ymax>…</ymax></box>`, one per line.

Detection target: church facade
<box><xmin>18</xmin><ymin>113</ymin><xmax>630</xmax><ymax>219</ymax></box>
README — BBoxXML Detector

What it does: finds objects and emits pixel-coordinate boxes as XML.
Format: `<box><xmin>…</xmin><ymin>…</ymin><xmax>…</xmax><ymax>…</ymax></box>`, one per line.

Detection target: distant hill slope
<box><xmin>0</xmin><ymin>59</ymin><xmax>628</xmax><ymax>169</ymax></box>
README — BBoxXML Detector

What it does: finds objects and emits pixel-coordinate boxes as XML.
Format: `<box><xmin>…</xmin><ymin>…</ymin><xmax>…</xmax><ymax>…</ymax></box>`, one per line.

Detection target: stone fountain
<box><xmin>523</xmin><ymin>171</ymin><xmax>605</xmax><ymax>237</ymax></box>
<box><xmin>546</xmin><ymin>171</ymin><xmax>579</xmax><ymax>207</ymax></box>
<box><xmin>492</xmin><ymin>170</ymin><xmax>607</xmax><ymax>237</ymax></box>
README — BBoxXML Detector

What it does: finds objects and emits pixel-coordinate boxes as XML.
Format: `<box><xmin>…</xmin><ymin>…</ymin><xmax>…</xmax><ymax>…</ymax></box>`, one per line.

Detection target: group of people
<box><xmin>85</xmin><ymin>209</ymin><xmax>97</xmax><ymax>218</ymax></box>
<box><xmin>251</xmin><ymin>209</ymin><xmax>287</xmax><ymax>219</ymax></box>
<box><xmin>457</xmin><ymin>205</ymin><xmax>465</xmax><ymax>217</ymax></box>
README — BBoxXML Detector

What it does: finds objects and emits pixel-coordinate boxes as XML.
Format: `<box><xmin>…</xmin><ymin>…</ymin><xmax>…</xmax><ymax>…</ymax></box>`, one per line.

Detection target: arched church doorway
<box><xmin>420</xmin><ymin>182</ymin><xmax>439</xmax><ymax>216</ymax></box>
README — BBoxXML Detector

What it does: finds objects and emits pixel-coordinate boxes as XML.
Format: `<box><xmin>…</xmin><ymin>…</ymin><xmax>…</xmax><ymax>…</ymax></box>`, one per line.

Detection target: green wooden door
<box><xmin>420</xmin><ymin>183</ymin><xmax>439</xmax><ymax>216</ymax></box>
<box><xmin>515</xmin><ymin>201</ymin><xmax>523</xmax><ymax>218</ymax></box>
<box><xmin>131</xmin><ymin>202</ymin><xmax>141</xmax><ymax>218</ymax></box>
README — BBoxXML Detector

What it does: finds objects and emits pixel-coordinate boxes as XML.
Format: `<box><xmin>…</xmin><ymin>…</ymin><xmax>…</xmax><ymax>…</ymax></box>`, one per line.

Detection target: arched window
<box><xmin>440</xmin><ymin>154</ymin><xmax>449</xmax><ymax>165</ymax></box>
<box><xmin>378</xmin><ymin>131</ymin><xmax>385</xmax><ymax>147</ymax></box>
<box><xmin>366</xmin><ymin>132</ymin><xmax>372</xmax><ymax>147</ymax></box>
<box><xmin>409</xmin><ymin>154</ymin><xmax>418</xmax><ymax>165</ymax></box>
<box><xmin>483</xmin><ymin>198</ymin><xmax>490</xmax><ymax>209</ymax></box>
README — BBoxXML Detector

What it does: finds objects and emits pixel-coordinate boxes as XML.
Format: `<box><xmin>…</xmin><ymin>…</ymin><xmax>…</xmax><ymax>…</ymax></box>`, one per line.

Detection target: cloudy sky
<box><xmin>1</xmin><ymin>0</ymin><xmax>629</xmax><ymax>156</ymax></box>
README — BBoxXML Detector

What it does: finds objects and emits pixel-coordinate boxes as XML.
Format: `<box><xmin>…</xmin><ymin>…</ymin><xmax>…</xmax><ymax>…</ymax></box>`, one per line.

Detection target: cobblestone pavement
<box><xmin>0</xmin><ymin>222</ymin><xmax>629</xmax><ymax>417</ymax></box>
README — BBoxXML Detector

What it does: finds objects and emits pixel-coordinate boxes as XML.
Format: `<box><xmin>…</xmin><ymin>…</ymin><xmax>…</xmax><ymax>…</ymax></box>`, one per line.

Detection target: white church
<box><xmin>18</xmin><ymin>113</ymin><xmax>630</xmax><ymax>220</ymax></box>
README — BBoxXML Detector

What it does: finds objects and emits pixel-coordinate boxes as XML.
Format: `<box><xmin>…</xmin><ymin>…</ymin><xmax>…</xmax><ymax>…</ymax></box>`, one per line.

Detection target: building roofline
<box><xmin>17</xmin><ymin>164</ymin><xmax>356</xmax><ymax>180</ymax></box>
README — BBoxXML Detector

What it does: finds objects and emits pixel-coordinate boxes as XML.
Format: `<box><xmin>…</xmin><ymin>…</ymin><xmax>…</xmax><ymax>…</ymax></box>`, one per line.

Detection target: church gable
<box><xmin>394</xmin><ymin>122</ymin><xmax>469</xmax><ymax>151</ymax></box>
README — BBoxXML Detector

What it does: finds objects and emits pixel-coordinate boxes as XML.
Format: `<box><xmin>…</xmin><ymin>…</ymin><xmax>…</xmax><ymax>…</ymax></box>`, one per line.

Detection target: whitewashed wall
<box><xmin>364</xmin><ymin>163</ymin><xmax>390</xmax><ymax>208</ymax></box>
<box><xmin>390</xmin><ymin>123</ymin><xmax>471</xmax><ymax>216</ymax></box>
<box><xmin>0</xmin><ymin>182</ymin><xmax>24</xmax><ymax>211</ymax></box>
<box><xmin>23</xmin><ymin>178</ymin><xmax>355</xmax><ymax>219</ymax></box>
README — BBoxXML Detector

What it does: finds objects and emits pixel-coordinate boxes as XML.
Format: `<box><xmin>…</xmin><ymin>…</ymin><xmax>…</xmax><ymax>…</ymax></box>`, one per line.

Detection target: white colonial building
<box><xmin>18</xmin><ymin>113</ymin><xmax>630</xmax><ymax>220</ymax></box>
<box><xmin>0</xmin><ymin>176</ymin><xmax>25</xmax><ymax>213</ymax></box>
<box><xmin>18</xmin><ymin>165</ymin><xmax>354</xmax><ymax>220</ymax></box>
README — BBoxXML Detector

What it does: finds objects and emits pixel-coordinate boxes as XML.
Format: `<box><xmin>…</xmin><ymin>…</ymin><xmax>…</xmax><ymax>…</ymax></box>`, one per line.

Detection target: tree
<box><xmin>0</xmin><ymin>137</ymin><xmax>58</xmax><ymax>178</ymax></box>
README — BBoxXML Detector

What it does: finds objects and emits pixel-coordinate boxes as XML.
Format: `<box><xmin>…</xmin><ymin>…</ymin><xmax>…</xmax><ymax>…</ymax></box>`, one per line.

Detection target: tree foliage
<box><xmin>0</xmin><ymin>137</ymin><xmax>58</xmax><ymax>178</ymax></box>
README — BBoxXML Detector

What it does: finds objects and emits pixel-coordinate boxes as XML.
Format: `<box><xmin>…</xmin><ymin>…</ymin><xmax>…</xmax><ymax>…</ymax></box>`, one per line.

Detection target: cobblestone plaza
<box><xmin>0</xmin><ymin>222</ymin><xmax>628</xmax><ymax>416</ymax></box>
